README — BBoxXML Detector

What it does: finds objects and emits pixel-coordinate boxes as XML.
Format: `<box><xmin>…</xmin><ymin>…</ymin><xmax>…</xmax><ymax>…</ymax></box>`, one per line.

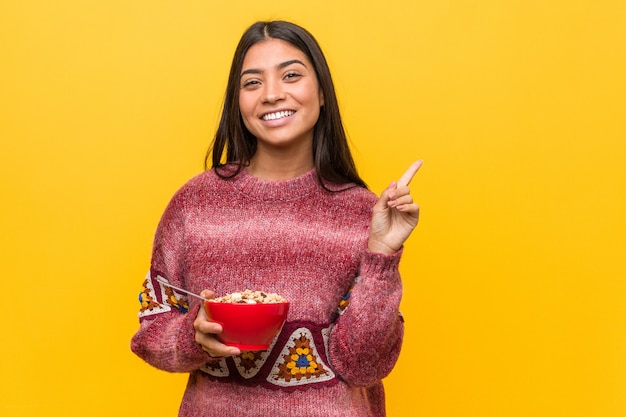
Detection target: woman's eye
<box><xmin>242</xmin><ymin>79</ymin><xmax>260</xmax><ymax>88</ymax></box>
<box><xmin>284</xmin><ymin>72</ymin><xmax>302</xmax><ymax>81</ymax></box>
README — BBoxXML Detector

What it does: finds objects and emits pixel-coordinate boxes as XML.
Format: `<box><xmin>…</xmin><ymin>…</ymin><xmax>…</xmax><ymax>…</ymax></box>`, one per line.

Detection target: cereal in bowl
<box><xmin>209</xmin><ymin>290</ymin><xmax>286</xmax><ymax>304</ymax></box>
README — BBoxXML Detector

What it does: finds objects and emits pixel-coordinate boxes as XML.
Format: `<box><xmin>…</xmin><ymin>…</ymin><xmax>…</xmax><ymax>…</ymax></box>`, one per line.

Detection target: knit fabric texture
<box><xmin>131</xmin><ymin>167</ymin><xmax>405</xmax><ymax>417</ymax></box>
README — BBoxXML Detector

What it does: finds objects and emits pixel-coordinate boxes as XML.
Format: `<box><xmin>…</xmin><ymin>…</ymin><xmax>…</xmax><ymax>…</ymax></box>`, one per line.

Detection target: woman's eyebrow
<box><xmin>277</xmin><ymin>59</ymin><xmax>306</xmax><ymax>69</ymax></box>
<box><xmin>241</xmin><ymin>59</ymin><xmax>307</xmax><ymax>77</ymax></box>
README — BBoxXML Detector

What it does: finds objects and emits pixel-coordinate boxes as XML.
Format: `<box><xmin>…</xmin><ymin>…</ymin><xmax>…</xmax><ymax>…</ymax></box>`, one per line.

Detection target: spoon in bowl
<box><xmin>155</xmin><ymin>276</ymin><xmax>212</xmax><ymax>302</ymax></box>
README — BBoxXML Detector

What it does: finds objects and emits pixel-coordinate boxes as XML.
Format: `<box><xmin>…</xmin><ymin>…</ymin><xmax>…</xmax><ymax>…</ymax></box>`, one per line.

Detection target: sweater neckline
<box><xmin>228</xmin><ymin>167</ymin><xmax>321</xmax><ymax>201</ymax></box>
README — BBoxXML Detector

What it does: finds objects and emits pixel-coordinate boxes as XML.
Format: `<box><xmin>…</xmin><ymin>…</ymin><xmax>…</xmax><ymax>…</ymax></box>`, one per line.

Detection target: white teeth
<box><xmin>262</xmin><ymin>110</ymin><xmax>295</xmax><ymax>121</ymax></box>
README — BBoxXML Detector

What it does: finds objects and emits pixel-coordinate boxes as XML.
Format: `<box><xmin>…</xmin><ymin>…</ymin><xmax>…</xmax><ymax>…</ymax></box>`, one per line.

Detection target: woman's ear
<box><xmin>319</xmin><ymin>89</ymin><xmax>324</xmax><ymax>107</ymax></box>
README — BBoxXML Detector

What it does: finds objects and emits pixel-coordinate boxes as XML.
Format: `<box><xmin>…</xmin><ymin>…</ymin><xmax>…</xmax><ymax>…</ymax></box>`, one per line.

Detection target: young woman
<box><xmin>131</xmin><ymin>20</ymin><xmax>422</xmax><ymax>417</ymax></box>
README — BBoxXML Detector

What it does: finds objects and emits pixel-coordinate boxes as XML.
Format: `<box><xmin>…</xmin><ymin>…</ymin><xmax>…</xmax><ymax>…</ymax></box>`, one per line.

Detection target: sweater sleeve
<box><xmin>328</xmin><ymin>248</ymin><xmax>405</xmax><ymax>387</ymax></box>
<box><xmin>130</xmin><ymin>189</ymin><xmax>211</xmax><ymax>372</ymax></box>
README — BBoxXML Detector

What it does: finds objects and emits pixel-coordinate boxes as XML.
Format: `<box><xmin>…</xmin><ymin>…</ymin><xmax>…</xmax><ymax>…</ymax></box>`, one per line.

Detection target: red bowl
<box><xmin>204</xmin><ymin>301</ymin><xmax>290</xmax><ymax>350</ymax></box>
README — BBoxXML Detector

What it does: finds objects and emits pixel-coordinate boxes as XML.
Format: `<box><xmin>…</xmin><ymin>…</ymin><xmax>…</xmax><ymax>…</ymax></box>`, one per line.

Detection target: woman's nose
<box><xmin>262</xmin><ymin>78</ymin><xmax>285</xmax><ymax>103</ymax></box>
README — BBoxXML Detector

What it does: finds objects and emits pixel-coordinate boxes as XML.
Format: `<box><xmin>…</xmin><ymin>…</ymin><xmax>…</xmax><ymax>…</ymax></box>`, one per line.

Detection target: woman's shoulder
<box><xmin>322</xmin><ymin>181</ymin><xmax>378</xmax><ymax>211</ymax></box>
<box><xmin>175</xmin><ymin>169</ymin><xmax>214</xmax><ymax>189</ymax></box>
<box><xmin>167</xmin><ymin>169</ymin><xmax>227</xmax><ymax>203</ymax></box>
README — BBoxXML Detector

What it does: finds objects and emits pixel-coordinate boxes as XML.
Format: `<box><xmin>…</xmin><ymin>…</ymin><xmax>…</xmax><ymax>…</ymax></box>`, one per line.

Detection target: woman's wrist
<box><xmin>367</xmin><ymin>239</ymin><xmax>398</xmax><ymax>256</ymax></box>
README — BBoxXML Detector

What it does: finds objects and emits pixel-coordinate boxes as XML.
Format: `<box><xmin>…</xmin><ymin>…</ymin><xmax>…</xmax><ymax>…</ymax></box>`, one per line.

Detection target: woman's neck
<box><xmin>247</xmin><ymin>147</ymin><xmax>314</xmax><ymax>181</ymax></box>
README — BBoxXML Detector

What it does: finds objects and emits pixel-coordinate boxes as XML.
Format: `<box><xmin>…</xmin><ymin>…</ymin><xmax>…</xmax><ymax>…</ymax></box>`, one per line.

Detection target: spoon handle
<box><xmin>155</xmin><ymin>276</ymin><xmax>211</xmax><ymax>302</ymax></box>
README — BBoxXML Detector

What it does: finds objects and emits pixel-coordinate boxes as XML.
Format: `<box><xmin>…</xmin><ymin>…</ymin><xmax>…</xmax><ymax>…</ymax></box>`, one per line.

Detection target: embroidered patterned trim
<box><xmin>198</xmin><ymin>322</ymin><xmax>339</xmax><ymax>391</ymax></box>
<box><xmin>232</xmin><ymin>332</ymin><xmax>280</xmax><ymax>379</ymax></box>
<box><xmin>321</xmin><ymin>326</ymin><xmax>333</xmax><ymax>369</ymax></box>
<box><xmin>137</xmin><ymin>272</ymin><xmax>189</xmax><ymax>319</ymax></box>
<box><xmin>266</xmin><ymin>327</ymin><xmax>335</xmax><ymax>388</ymax></box>
<box><xmin>337</xmin><ymin>276</ymin><xmax>360</xmax><ymax>315</ymax></box>
<box><xmin>162</xmin><ymin>284</ymin><xmax>189</xmax><ymax>313</ymax></box>
<box><xmin>138</xmin><ymin>272</ymin><xmax>170</xmax><ymax>318</ymax></box>
<box><xmin>200</xmin><ymin>358</ymin><xmax>229</xmax><ymax>377</ymax></box>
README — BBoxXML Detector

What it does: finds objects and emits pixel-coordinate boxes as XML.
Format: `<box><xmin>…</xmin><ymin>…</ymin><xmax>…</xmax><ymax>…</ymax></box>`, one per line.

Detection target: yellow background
<box><xmin>1</xmin><ymin>1</ymin><xmax>625</xmax><ymax>416</ymax></box>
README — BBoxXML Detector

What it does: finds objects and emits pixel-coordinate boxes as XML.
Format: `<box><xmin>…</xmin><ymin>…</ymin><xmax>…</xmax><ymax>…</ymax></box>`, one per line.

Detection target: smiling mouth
<box><xmin>261</xmin><ymin>110</ymin><xmax>295</xmax><ymax>121</ymax></box>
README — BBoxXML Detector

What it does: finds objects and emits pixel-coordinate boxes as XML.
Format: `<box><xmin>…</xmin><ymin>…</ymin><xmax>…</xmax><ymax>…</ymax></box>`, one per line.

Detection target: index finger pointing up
<box><xmin>397</xmin><ymin>160</ymin><xmax>423</xmax><ymax>187</ymax></box>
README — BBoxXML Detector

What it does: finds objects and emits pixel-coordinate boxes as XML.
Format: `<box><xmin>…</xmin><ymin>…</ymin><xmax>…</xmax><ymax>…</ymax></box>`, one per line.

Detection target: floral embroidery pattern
<box><xmin>338</xmin><ymin>291</ymin><xmax>351</xmax><ymax>311</ymax></box>
<box><xmin>200</xmin><ymin>325</ymin><xmax>337</xmax><ymax>389</ymax></box>
<box><xmin>338</xmin><ymin>277</ymin><xmax>359</xmax><ymax>315</ymax></box>
<box><xmin>137</xmin><ymin>273</ymin><xmax>190</xmax><ymax>318</ymax></box>
<box><xmin>138</xmin><ymin>279</ymin><xmax>161</xmax><ymax>313</ymax></box>
<box><xmin>204</xmin><ymin>361</ymin><xmax>223</xmax><ymax>372</ymax></box>
<box><xmin>164</xmin><ymin>286</ymin><xmax>189</xmax><ymax>313</ymax></box>
<box><xmin>238</xmin><ymin>350</ymin><xmax>266</xmax><ymax>373</ymax></box>
<box><xmin>274</xmin><ymin>334</ymin><xmax>328</xmax><ymax>382</ymax></box>
<box><xmin>232</xmin><ymin>336</ymin><xmax>278</xmax><ymax>379</ymax></box>
<box><xmin>200</xmin><ymin>358</ymin><xmax>229</xmax><ymax>377</ymax></box>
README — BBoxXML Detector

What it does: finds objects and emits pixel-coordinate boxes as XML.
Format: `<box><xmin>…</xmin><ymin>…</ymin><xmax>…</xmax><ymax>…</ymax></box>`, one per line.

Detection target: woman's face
<box><xmin>238</xmin><ymin>39</ymin><xmax>324</xmax><ymax>153</ymax></box>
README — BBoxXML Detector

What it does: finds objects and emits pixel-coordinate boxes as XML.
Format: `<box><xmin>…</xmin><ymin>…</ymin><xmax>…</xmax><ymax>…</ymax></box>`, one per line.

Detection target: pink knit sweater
<box><xmin>131</xmin><ymin>167</ymin><xmax>405</xmax><ymax>417</ymax></box>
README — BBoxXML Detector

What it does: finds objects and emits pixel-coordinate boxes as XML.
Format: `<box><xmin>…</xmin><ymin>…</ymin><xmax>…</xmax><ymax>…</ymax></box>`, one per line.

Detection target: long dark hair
<box><xmin>204</xmin><ymin>20</ymin><xmax>367</xmax><ymax>190</ymax></box>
